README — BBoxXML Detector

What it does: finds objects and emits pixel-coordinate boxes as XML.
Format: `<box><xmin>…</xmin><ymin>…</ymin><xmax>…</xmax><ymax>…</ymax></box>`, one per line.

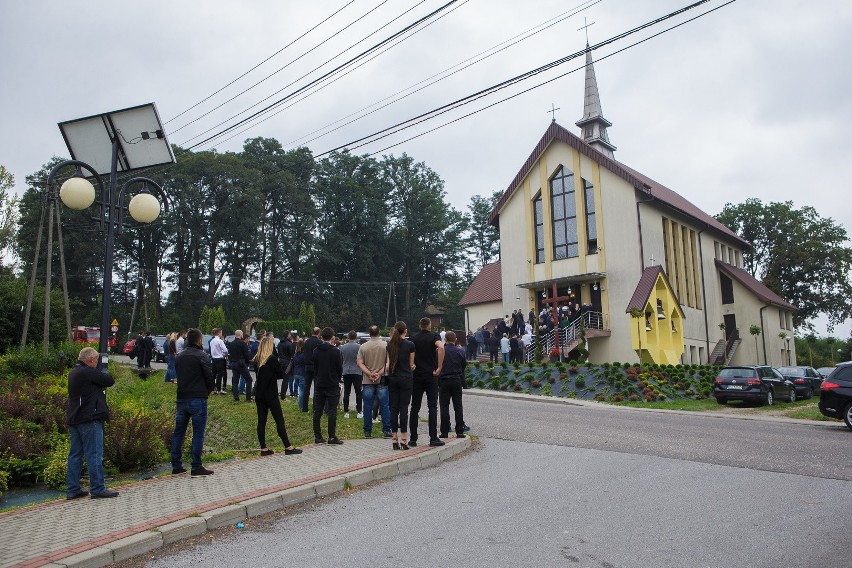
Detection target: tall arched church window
<box><xmin>533</xmin><ymin>193</ymin><xmax>544</xmax><ymax>264</ymax></box>
<box><xmin>583</xmin><ymin>178</ymin><xmax>597</xmax><ymax>254</ymax></box>
<box><xmin>550</xmin><ymin>166</ymin><xmax>578</xmax><ymax>260</ymax></box>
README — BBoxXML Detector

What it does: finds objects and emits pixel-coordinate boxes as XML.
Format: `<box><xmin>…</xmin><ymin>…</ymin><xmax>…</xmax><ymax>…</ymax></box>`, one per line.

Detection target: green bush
<box><xmin>0</xmin><ymin>469</ymin><xmax>8</xmax><ymax>497</ymax></box>
<box><xmin>0</xmin><ymin>342</ymin><xmax>83</xmax><ymax>378</ymax></box>
<box><xmin>41</xmin><ymin>432</ymin><xmax>70</xmax><ymax>489</ymax></box>
<box><xmin>575</xmin><ymin>377</ymin><xmax>586</xmax><ymax>388</ymax></box>
<box><xmin>104</xmin><ymin>406</ymin><xmax>172</xmax><ymax>472</ymax></box>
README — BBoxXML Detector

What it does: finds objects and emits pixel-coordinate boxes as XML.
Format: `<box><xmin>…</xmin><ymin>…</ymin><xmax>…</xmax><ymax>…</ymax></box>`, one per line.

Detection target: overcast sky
<box><xmin>1</xmin><ymin>0</ymin><xmax>850</xmax><ymax>338</ymax></box>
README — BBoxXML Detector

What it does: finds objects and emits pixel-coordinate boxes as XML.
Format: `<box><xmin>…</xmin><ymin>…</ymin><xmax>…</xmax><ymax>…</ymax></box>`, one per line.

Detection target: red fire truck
<box><xmin>71</xmin><ymin>326</ymin><xmax>117</xmax><ymax>349</ymax></box>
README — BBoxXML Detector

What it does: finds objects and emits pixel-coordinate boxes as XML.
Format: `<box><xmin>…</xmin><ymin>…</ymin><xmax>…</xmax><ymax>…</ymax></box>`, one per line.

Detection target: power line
<box><xmin>315</xmin><ymin>0</ymin><xmax>715</xmax><ymax>157</ymax></box>
<box><xmin>179</xmin><ymin>0</ymin><xmax>460</xmax><ymax>152</ymax></box>
<box><xmin>164</xmin><ymin>0</ymin><xmax>358</xmax><ymax>126</ymax></box>
<box><xmin>170</xmin><ymin>0</ymin><xmax>397</xmax><ymax>137</ymax></box>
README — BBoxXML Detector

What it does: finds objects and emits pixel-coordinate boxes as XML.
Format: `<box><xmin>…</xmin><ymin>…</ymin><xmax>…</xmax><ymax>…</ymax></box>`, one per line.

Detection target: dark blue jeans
<box><xmin>361</xmin><ymin>383</ymin><xmax>390</xmax><ymax>436</ymax></box>
<box><xmin>66</xmin><ymin>420</ymin><xmax>105</xmax><ymax>496</ymax></box>
<box><xmin>231</xmin><ymin>360</ymin><xmax>252</xmax><ymax>401</ymax></box>
<box><xmin>170</xmin><ymin>398</ymin><xmax>208</xmax><ymax>469</ymax></box>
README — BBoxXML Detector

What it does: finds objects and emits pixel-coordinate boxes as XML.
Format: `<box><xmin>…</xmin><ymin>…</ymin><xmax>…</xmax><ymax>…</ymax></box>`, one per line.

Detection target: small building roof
<box><xmin>715</xmin><ymin>260</ymin><xmax>797</xmax><ymax>311</ymax></box>
<box><xmin>458</xmin><ymin>261</ymin><xmax>503</xmax><ymax>307</ymax></box>
<box><xmin>625</xmin><ymin>265</ymin><xmax>684</xmax><ymax>318</ymax></box>
<box><xmin>488</xmin><ymin>122</ymin><xmax>750</xmax><ymax>249</ymax></box>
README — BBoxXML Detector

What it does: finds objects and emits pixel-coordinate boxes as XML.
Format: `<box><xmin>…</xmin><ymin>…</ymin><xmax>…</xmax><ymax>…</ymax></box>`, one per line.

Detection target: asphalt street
<box><xmin>130</xmin><ymin>392</ymin><xmax>850</xmax><ymax>568</ymax></box>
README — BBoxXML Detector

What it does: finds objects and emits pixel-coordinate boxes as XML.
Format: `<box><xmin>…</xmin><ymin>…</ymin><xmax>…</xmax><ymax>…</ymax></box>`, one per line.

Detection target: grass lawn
<box><xmin>614</xmin><ymin>395</ymin><xmax>834</xmax><ymax>421</ymax></box>
<box><xmin>114</xmin><ymin>365</ymin><xmax>370</xmax><ymax>459</ymax></box>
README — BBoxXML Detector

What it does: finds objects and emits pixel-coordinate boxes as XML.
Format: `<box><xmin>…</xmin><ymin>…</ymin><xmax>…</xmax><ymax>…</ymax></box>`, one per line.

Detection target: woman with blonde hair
<box><xmin>164</xmin><ymin>332</ymin><xmax>178</xmax><ymax>383</ymax></box>
<box><xmin>386</xmin><ymin>321</ymin><xmax>415</xmax><ymax>450</ymax></box>
<box><xmin>254</xmin><ymin>336</ymin><xmax>302</xmax><ymax>457</ymax></box>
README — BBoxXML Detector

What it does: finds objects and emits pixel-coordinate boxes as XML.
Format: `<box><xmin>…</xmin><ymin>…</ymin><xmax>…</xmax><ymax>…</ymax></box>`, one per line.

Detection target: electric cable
<box><xmin>165</xmin><ymin>0</ymin><xmax>358</xmax><ymax>126</ymax></box>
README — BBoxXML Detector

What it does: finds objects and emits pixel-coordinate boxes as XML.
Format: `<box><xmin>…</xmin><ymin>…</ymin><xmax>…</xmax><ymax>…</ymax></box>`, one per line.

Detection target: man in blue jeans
<box><xmin>357</xmin><ymin>325</ymin><xmax>391</xmax><ymax>438</ymax></box>
<box><xmin>66</xmin><ymin>347</ymin><xmax>118</xmax><ymax>499</ymax></box>
<box><xmin>171</xmin><ymin>328</ymin><xmax>215</xmax><ymax>476</ymax></box>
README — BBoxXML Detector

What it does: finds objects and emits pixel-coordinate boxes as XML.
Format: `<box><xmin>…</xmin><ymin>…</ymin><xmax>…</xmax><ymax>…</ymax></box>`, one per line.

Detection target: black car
<box><xmin>818</xmin><ymin>362</ymin><xmax>852</xmax><ymax>431</ymax></box>
<box><xmin>713</xmin><ymin>365</ymin><xmax>796</xmax><ymax>406</ymax></box>
<box><xmin>152</xmin><ymin>335</ymin><xmax>168</xmax><ymax>363</ymax></box>
<box><xmin>777</xmin><ymin>366</ymin><xmax>822</xmax><ymax>399</ymax></box>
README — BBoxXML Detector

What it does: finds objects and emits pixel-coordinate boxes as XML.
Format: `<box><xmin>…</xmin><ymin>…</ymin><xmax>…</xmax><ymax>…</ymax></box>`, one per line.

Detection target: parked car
<box><xmin>818</xmin><ymin>362</ymin><xmax>852</xmax><ymax>431</ymax></box>
<box><xmin>713</xmin><ymin>365</ymin><xmax>797</xmax><ymax>406</ymax></box>
<box><xmin>123</xmin><ymin>338</ymin><xmax>136</xmax><ymax>356</ymax></box>
<box><xmin>816</xmin><ymin>366</ymin><xmax>836</xmax><ymax>378</ymax></box>
<box><xmin>777</xmin><ymin>366</ymin><xmax>822</xmax><ymax>399</ymax></box>
<box><xmin>152</xmin><ymin>335</ymin><xmax>168</xmax><ymax>363</ymax></box>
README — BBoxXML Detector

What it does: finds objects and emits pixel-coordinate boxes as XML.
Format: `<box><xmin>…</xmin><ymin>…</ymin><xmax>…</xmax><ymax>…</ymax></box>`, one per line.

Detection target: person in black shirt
<box><xmin>171</xmin><ymin>328</ymin><xmax>215</xmax><ymax>476</ymax></box>
<box><xmin>227</xmin><ymin>330</ymin><xmax>253</xmax><ymax>402</ymax></box>
<box><xmin>385</xmin><ymin>321</ymin><xmax>415</xmax><ymax>450</ymax></box>
<box><xmin>301</xmin><ymin>327</ymin><xmax>322</xmax><ymax>413</ymax></box>
<box><xmin>66</xmin><ymin>347</ymin><xmax>117</xmax><ymax>499</ymax></box>
<box><xmin>409</xmin><ymin>317</ymin><xmax>445</xmax><ymax>447</ymax></box>
<box><xmin>439</xmin><ymin>331</ymin><xmax>467</xmax><ymax>439</ymax></box>
<box><xmin>487</xmin><ymin>333</ymin><xmax>500</xmax><ymax>363</ymax></box>
<box><xmin>277</xmin><ymin>331</ymin><xmax>296</xmax><ymax>400</ymax></box>
<box><xmin>254</xmin><ymin>336</ymin><xmax>302</xmax><ymax>457</ymax></box>
<box><xmin>312</xmin><ymin>327</ymin><xmax>344</xmax><ymax>445</ymax></box>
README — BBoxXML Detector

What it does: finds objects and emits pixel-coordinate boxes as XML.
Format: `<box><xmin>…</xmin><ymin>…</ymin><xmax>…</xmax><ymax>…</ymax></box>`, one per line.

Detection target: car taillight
<box><xmin>714</xmin><ymin>377</ymin><xmax>724</xmax><ymax>383</ymax></box>
<box><xmin>793</xmin><ymin>378</ymin><xmax>805</xmax><ymax>384</ymax></box>
<box><xmin>822</xmin><ymin>381</ymin><xmax>840</xmax><ymax>390</ymax></box>
<box><xmin>745</xmin><ymin>378</ymin><xmax>761</xmax><ymax>385</ymax></box>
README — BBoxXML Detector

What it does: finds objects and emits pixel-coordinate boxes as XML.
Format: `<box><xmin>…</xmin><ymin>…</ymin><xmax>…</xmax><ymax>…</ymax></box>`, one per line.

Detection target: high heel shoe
<box><xmin>392</xmin><ymin>441</ymin><xmax>400</xmax><ymax>450</ymax></box>
<box><xmin>400</xmin><ymin>440</ymin><xmax>409</xmax><ymax>450</ymax></box>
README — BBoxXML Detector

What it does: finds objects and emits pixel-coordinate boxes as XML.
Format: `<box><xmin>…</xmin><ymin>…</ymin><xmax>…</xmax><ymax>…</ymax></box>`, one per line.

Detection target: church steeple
<box><xmin>575</xmin><ymin>43</ymin><xmax>616</xmax><ymax>158</ymax></box>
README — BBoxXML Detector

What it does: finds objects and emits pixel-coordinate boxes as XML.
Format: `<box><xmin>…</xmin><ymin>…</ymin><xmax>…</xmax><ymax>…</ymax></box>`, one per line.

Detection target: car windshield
<box><xmin>777</xmin><ymin>367</ymin><xmax>805</xmax><ymax>376</ymax></box>
<box><xmin>719</xmin><ymin>368</ymin><xmax>757</xmax><ymax>379</ymax></box>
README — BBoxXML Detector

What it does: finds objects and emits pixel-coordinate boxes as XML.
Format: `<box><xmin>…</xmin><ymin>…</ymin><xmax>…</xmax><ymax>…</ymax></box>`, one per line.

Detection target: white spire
<box><xmin>575</xmin><ymin>43</ymin><xmax>616</xmax><ymax>158</ymax></box>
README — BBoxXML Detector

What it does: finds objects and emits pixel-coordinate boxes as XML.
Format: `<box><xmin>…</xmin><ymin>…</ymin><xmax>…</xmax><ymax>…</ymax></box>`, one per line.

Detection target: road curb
<box><xmin>463</xmin><ymin>387</ymin><xmax>846</xmax><ymax>427</ymax></box>
<box><xmin>46</xmin><ymin>437</ymin><xmax>472</xmax><ymax>568</ymax></box>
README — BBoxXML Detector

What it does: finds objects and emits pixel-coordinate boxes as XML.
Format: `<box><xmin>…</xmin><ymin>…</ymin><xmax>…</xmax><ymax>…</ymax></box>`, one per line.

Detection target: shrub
<box><xmin>628</xmin><ymin>394</ymin><xmax>640</xmax><ymax>401</ymax></box>
<box><xmin>568</xmin><ymin>366</ymin><xmax>579</xmax><ymax>374</ymax></box>
<box><xmin>531</xmin><ymin>380</ymin><xmax>542</xmax><ymax>388</ymax></box>
<box><xmin>513</xmin><ymin>383</ymin><xmax>522</xmax><ymax>391</ymax></box>
<box><xmin>547</xmin><ymin>376</ymin><xmax>556</xmax><ymax>384</ymax></box>
<box><xmin>574</xmin><ymin>377</ymin><xmax>586</xmax><ymax>388</ymax></box>
<box><xmin>104</xmin><ymin>406</ymin><xmax>172</xmax><ymax>472</ymax></box>
<box><xmin>540</xmin><ymin>383</ymin><xmax>553</xmax><ymax>396</ymax></box>
<box><xmin>566</xmin><ymin>390</ymin><xmax>577</xmax><ymax>398</ymax></box>
<box><xmin>41</xmin><ymin>432</ymin><xmax>70</xmax><ymax>489</ymax></box>
<box><xmin>594</xmin><ymin>394</ymin><xmax>605</xmax><ymax>401</ymax></box>
<box><xmin>0</xmin><ymin>469</ymin><xmax>8</xmax><ymax>497</ymax></box>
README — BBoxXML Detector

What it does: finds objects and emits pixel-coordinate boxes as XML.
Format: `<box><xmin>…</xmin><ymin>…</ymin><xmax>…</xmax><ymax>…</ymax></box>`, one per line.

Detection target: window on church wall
<box><xmin>690</xmin><ymin>229</ymin><xmax>703</xmax><ymax>309</ymax></box>
<box><xmin>584</xmin><ymin>126</ymin><xmax>593</xmax><ymax>138</ymax></box>
<box><xmin>583</xmin><ymin>178</ymin><xmax>597</xmax><ymax>254</ymax></box>
<box><xmin>662</xmin><ymin>217</ymin><xmax>671</xmax><ymax>273</ymax></box>
<box><xmin>720</xmin><ymin>273</ymin><xmax>734</xmax><ymax>304</ymax></box>
<box><xmin>533</xmin><ymin>193</ymin><xmax>544</xmax><ymax>264</ymax></box>
<box><xmin>681</xmin><ymin>229</ymin><xmax>692</xmax><ymax>307</ymax></box>
<box><xmin>714</xmin><ymin>241</ymin><xmax>720</xmax><ymax>260</ymax></box>
<box><xmin>550</xmin><ymin>166</ymin><xmax>579</xmax><ymax>260</ymax></box>
<box><xmin>671</xmin><ymin>221</ymin><xmax>682</xmax><ymax>300</ymax></box>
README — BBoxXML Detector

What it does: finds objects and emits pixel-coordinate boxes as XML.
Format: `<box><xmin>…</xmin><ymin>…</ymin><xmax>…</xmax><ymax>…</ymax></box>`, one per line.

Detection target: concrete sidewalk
<box><xmin>0</xmin><ymin>436</ymin><xmax>471</xmax><ymax>568</ymax></box>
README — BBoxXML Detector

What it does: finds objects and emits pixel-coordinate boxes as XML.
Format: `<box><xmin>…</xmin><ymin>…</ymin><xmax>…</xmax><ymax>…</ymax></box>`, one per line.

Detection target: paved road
<box><xmin>133</xmin><ymin>394</ymin><xmax>850</xmax><ymax>567</ymax></box>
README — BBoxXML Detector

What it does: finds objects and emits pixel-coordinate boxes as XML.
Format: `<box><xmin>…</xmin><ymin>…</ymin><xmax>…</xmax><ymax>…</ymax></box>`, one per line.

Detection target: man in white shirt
<box><xmin>175</xmin><ymin>330</ymin><xmax>187</xmax><ymax>354</ymax></box>
<box><xmin>209</xmin><ymin>328</ymin><xmax>228</xmax><ymax>394</ymax></box>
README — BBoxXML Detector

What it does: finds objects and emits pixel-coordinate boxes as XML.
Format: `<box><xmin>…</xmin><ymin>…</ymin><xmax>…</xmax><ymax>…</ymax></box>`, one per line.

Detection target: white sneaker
<box><xmin>357</xmin><ymin>412</ymin><xmax>364</xmax><ymax>419</ymax></box>
<box><xmin>343</xmin><ymin>412</ymin><xmax>350</xmax><ymax>419</ymax></box>
<box><xmin>373</xmin><ymin>417</ymin><xmax>381</xmax><ymax>423</ymax></box>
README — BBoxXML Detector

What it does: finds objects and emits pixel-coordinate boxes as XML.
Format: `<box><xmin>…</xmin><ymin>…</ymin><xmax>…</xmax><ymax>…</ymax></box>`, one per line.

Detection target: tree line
<box><xmin>10</xmin><ymin>138</ymin><xmax>501</xmax><ymax>341</ymax></box>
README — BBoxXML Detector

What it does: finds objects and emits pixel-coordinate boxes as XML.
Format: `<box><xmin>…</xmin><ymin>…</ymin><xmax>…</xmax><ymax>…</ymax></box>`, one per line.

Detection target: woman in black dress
<box><xmin>385</xmin><ymin>321</ymin><xmax>415</xmax><ymax>450</ymax></box>
<box><xmin>254</xmin><ymin>336</ymin><xmax>302</xmax><ymax>457</ymax></box>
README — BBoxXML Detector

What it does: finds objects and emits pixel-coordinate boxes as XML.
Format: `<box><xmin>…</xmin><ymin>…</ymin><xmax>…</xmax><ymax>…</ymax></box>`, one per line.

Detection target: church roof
<box><xmin>487</xmin><ymin>122</ymin><xmax>750</xmax><ymax>249</ymax></box>
<box><xmin>624</xmin><ymin>265</ymin><xmax>684</xmax><ymax>317</ymax></box>
<box><xmin>458</xmin><ymin>261</ymin><xmax>502</xmax><ymax>307</ymax></box>
<box><xmin>715</xmin><ymin>260</ymin><xmax>797</xmax><ymax>311</ymax></box>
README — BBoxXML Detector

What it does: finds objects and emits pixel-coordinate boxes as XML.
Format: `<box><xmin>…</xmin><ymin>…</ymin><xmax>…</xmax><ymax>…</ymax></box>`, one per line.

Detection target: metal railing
<box><xmin>524</xmin><ymin>312</ymin><xmax>610</xmax><ymax>362</ymax></box>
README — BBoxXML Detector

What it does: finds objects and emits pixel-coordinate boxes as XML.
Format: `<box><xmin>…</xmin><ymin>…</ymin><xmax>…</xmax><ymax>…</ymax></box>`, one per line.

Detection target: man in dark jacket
<box><xmin>409</xmin><ymin>317</ymin><xmax>445</xmax><ymax>447</ymax></box>
<box><xmin>312</xmin><ymin>327</ymin><xmax>343</xmax><ymax>445</ymax></box>
<box><xmin>141</xmin><ymin>331</ymin><xmax>155</xmax><ymax>369</ymax></box>
<box><xmin>66</xmin><ymin>347</ymin><xmax>118</xmax><ymax>499</ymax></box>
<box><xmin>278</xmin><ymin>331</ymin><xmax>296</xmax><ymax>400</ymax></box>
<box><xmin>439</xmin><ymin>331</ymin><xmax>467</xmax><ymax>439</ymax></box>
<box><xmin>300</xmin><ymin>327</ymin><xmax>322</xmax><ymax>412</ymax></box>
<box><xmin>171</xmin><ymin>328</ymin><xmax>215</xmax><ymax>476</ymax></box>
<box><xmin>227</xmin><ymin>330</ymin><xmax>253</xmax><ymax>402</ymax></box>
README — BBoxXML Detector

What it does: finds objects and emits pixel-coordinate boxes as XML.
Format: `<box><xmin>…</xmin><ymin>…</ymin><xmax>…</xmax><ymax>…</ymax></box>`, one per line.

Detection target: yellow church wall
<box><xmin>499</xmin><ymin>172</ymin><xmax>534</xmax><ymax>317</ymax></box>
<box><xmin>464</xmin><ymin>301</ymin><xmax>502</xmax><ymax>332</ymax></box>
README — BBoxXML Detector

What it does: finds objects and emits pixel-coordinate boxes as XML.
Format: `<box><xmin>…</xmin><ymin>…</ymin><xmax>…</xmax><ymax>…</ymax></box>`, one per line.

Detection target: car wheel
<box><xmin>787</xmin><ymin>388</ymin><xmax>796</xmax><ymax>403</ymax></box>
<box><xmin>804</xmin><ymin>387</ymin><xmax>813</xmax><ymax>400</ymax></box>
<box><xmin>764</xmin><ymin>389</ymin><xmax>774</xmax><ymax>406</ymax></box>
<box><xmin>844</xmin><ymin>402</ymin><xmax>852</xmax><ymax>432</ymax></box>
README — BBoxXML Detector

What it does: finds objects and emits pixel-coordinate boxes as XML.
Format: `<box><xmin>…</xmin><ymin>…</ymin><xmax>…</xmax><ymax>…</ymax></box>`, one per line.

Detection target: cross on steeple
<box><xmin>547</xmin><ymin>103</ymin><xmax>560</xmax><ymax>122</ymax></box>
<box><xmin>578</xmin><ymin>17</ymin><xmax>595</xmax><ymax>45</ymax></box>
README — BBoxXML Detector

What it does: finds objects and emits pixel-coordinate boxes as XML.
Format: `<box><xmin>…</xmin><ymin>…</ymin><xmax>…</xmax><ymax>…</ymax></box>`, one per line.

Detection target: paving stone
<box><xmin>202</xmin><ymin>504</ymin><xmax>247</xmax><ymax>530</ymax></box>
<box><xmin>51</xmin><ymin>546</ymin><xmax>113</xmax><ymax>568</ymax></box>
<box><xmin>344</xmin><ymin>467</ymin><xmax>374</xmax><ymax>488</ymax></box>
<box><xmin>312</xmin><ymin>476</ymin><xmax>346</xmax><ymax>497</ymax></box>
<box><xmin>370</xmin><ymin>462</ymin><xmax>400</xmax><ymax>480</ymax></box>
<box><xmin>243</xmin><ymin>493</ymin><xmax>284</xmax><ymax>517</ymax></box>
<box><xmin>277</xmin><ymin>485</ymin><xmax>317</xmax><ymax>507</ymax></box>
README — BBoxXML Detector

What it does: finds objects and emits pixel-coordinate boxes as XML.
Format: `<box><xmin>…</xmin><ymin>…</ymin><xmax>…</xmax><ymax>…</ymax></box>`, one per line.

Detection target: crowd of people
<box><xmin>64</xmin><ymin>318</ymin><xmax>468</xmax><ymax>500</ymax></box>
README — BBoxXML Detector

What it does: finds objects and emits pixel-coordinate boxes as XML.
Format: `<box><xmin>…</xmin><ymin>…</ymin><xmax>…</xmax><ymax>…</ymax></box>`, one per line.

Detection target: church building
<box><xmin>459</xmin><ymin>44</ymin><xmax>797</xmax><ymax>366</ymax></box>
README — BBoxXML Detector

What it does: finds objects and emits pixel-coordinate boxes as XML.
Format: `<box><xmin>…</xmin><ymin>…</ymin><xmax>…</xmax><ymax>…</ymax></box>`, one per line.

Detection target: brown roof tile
<box><xmin>458</xmin><ymin>261</ymin><xmax>502</xmax><ymax>307</ymax></box>
<box><xmin>715</xmin><ymin>260</ymin><xmax>797</xmax><ymax>311</ymax></box>
<box><xmin>488</xmin><ymin>122</ymin><xmax>749</xmax><ymax>249</ymax></box>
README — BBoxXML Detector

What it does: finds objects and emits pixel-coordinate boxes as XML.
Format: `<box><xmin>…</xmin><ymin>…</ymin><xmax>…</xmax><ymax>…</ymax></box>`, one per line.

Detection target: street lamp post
<box><xmin>47</xmin><ymin>150</ymin><xmax>167</xmax><ymax>369</ymax></box>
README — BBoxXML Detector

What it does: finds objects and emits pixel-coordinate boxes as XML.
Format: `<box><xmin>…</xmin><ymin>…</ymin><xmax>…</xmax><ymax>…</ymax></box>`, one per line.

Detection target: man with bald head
<box><xmin>66</xmin><ymin>347</ymin><xmax>118</xmax><ymax>499</ymax></box>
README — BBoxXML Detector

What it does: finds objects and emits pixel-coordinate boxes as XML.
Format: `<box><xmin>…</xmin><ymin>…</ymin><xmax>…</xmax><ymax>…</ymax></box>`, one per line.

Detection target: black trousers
<box><xmin>256</xmin><ymin>396</ymin><xmax>291</xmax><ymax>449</ymax></box>
<box><xmin>313</xmin><ymin>387</ymin><xmax>339</xmax><ymax>440</ymax></box>
<box><xmin>439</xmin><ymin>376</ymin><xmax>465</xmax><ymax>436</ymax></box>
<box><xmin>212</xmin><ymin>358</ymin><xmax>227</xmax><ymax>391</ymax></box>
<box><xmin>388</xmin><ymin>374</ymin><xmax>413</xmax><ymax>433</ymax></box>
<box><xmin>409</xmin><ymin>375</ymin><xmax>439</xmax><ymax>442</ymax></box>
<box><xmin>231</xmin><ymin>360</ymin><xmax>252</xmax><ymax>401</ymax></box>
<box><xmin>342</xmin><ymin>374</ymin><xmax>362</xmax><ymax>412</ymax></box>
<box><xmin>489</xmin><ymin>349</ymin><xmax>499</xmax><ymax>363</ymax></box>
<box><xmin>301</xmin><ymin>369</ymin><xmax>315</xmax><ymax>412</ymax></box>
